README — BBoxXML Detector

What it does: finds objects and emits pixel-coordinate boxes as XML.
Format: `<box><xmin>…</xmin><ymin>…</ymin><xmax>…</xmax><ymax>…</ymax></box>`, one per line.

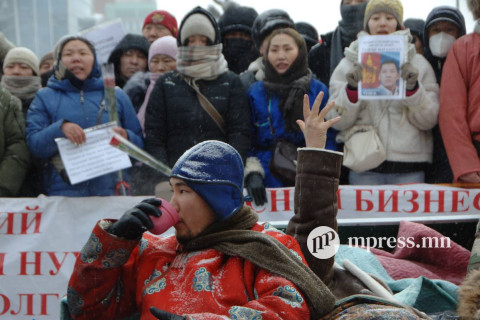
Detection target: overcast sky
<box><xmin>157</xmin><ymin>0</ymin><xmax>476</xmax><ymax>36</ymax></box>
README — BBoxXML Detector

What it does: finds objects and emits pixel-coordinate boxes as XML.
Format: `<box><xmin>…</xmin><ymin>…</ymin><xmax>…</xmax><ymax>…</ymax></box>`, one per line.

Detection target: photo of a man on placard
<box><xmin>376</xmin><ymin>58</ymin><xmax>400</xmax><ymax>96</ymax></box>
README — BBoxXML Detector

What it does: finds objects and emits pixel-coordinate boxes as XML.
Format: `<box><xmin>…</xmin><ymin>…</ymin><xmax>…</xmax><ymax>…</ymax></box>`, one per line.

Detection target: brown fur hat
<box><xmin>468</xmin><ymin>0</ymin><xmax>480</xmax><ymax>20</ymax></box>
<box><xmin>457</xmin><ymin>268</ymin><xmax>480</xmax><ymax>319</ymax></box>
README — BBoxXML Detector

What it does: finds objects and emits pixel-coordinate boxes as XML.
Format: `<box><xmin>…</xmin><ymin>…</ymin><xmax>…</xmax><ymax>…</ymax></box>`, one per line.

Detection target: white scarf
<box><xmin>176</xmin><ymin>44</ymin><xmax>228</xmax><ymax>80</ymax></box>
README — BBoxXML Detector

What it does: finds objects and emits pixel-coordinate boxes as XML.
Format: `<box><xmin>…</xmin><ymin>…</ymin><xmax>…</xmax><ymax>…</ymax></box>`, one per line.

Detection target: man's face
<box><xmin>3</xmin><ymin>63</ymin><xmax>34</xmax><ymax>76</ymax></box>
<box><xmin>379</xmin><ymin>62</ymin><xmax>400</xmax><ymax>90</ymax></box>
<box><xmin>142</xmin><ymin>24</ymin><xmax>173</xmax><ymax>44</ymax></box>
<box><xmin>119</xmin><ymin>49</ymin><xmax>147</xmax><ymax>79</ymax></box>
<box><xmin>170</xmin><ymin>177</ymin><xmax>216</xmax><ymax>243</ymax></box>
<box><xmin>428</xmin><ymin>20</ymin><xmax>460</xmax><ymax>39</ymax></box>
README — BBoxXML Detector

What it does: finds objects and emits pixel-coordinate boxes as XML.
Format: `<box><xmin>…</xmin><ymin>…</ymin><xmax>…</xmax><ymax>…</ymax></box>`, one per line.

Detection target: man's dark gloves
<box><xmin>245</xmin><ymin>172</ymin><xmax>267</xmax><ymax>206</ymax></box>
<box><xmin>108</xmin><ymin>198</ymin><xmax>162</xmax><ymax>240</ymax></box>
<box><xmin>150</xmin><ymin>307</ymin><xmax>186</xmax><ymax>320</ymax></box>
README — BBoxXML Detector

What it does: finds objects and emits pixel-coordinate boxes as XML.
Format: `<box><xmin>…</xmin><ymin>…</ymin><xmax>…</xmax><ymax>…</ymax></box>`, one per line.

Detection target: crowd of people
<box><xmin>1</xmin><ymin>0</ymin><xmax>476</xmax><ymax>201</ymax></box>
<box><xmin>0</xmin><ymin>0</ymin><xmax>476</xmax><ymax>199</ymax></box>
<box><xmin>1</xmin><ymin>0</ymin><xmax>480</xmax><ymax>318</ymax></box>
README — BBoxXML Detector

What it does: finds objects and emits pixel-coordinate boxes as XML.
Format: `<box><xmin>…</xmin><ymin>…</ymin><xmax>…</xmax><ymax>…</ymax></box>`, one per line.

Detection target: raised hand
<box><xmin>296</xmin><ymin>92</ymin><xmax>341</xmax><ymax>149</ymax></box>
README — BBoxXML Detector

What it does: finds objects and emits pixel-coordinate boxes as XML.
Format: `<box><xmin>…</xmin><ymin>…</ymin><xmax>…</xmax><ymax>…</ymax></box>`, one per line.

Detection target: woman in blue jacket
<box><xmin>26</xmin><ymin>36</ymin><xmax>143</xmax><ymax>196</ymax></box>
<box><xmin>245</xmin><ymin>28</ymin><xmax>337</xmax><ymax>206</ymax></box>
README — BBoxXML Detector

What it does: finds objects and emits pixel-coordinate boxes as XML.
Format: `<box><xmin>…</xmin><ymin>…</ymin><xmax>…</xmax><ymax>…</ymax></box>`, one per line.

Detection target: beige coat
<box><xmin>327</xmin><ymin>30</ymin><xmax>439</xmax><ymax>164</ymax></box>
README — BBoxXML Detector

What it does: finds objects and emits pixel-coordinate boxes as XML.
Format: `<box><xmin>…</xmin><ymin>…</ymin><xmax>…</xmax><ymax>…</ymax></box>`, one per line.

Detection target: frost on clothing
<box><xmin>68</xmin><ymin>222</ymin><xmax>311</xmax><ymax>320</ymax></box>
<box><xmin>144</xmin><ymin>71</ymin><xmax>251</xmax><ymax>169</ymax></box>
<box><xmin>26</xmin><ymin>57</ymin><xmax>143</xmax><ymax>196</ymax></box>
<box><xmin>247</xmin><ymin>79</ymin><xmax>337</xmax><ymax>187</ymax></box>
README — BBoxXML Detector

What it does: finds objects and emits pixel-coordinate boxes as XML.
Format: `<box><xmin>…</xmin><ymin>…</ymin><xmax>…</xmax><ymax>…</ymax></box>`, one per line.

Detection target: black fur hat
<box><xmin>218</xmin><ymin>5</ymin><xmax>258</xmax><ymax>38</ymax></box>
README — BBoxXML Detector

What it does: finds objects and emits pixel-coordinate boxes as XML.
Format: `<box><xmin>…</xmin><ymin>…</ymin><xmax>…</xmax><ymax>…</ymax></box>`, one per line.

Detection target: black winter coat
<box><xmin>308</xmin><ymin>32</ymin><xmax>334</xmax><ymax>86</ymax></box>
<box><xmin>145</xmin><ymin>70</ymin><xmax>251</xmax><ymax>173</ymax></box>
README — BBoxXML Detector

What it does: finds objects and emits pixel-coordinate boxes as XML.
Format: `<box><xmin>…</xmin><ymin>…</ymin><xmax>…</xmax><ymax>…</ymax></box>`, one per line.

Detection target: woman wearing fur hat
<box><xmin>245</xmin><ymin>28</ymin><xmax>337</xmax><ymax>206</ymax></box>
<box><xmin>26</xmin><ymin>36</ymin><xmax>143</xmax><ymax>196</ymax></box>
<box><xmin>143</xmin><ymin>6</ymin><xmax>251</xmax><ymax>195</ymax></box>
<box><xmin>326</xmin><ymin>0</ymin><xmax>439</xmax><ymax>185</ymax></box>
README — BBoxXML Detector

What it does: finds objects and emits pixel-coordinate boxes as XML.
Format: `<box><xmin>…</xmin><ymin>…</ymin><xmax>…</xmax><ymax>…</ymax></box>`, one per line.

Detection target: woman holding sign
<box><xmin>26</xmin><ymin>36</ymin><xmax>143</xmax><ymax>196</ymax></box>
<box><xmin>327</xmin><ymin>0</ymin><xmax>439</xmax><ymax>185</ymax></box>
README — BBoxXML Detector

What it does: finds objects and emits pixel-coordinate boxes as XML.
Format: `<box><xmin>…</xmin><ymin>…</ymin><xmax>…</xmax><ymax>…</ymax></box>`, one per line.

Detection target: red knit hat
<box><xmin>143</xmin><ymin>10</ymin><xmax>178</xmax><ymax>37</ymax></box>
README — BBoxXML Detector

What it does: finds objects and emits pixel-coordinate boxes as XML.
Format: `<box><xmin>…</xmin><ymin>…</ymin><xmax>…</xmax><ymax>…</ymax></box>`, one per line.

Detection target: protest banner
<box><xmin>358</xmin><ymin>35</ymin><xmax>408</xmax><ymax>100</ymax></box>
<box><xmin>1</xmin><ymin>184</ymin><xmax>479</xmax><ymax>319</ymax></box>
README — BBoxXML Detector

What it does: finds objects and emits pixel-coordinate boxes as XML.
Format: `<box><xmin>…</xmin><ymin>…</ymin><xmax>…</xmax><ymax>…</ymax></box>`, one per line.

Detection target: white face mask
<box><xmin>429</xmin><ymin>32</ymin><xmax>456</xmax><ymax>58</ymax></box>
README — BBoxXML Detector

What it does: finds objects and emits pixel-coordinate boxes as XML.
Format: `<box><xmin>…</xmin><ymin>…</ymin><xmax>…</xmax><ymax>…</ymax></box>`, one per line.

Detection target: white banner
<box><xmin>1</xmin><ymin>184</ymin><xmax>479</xmax><ymax>319</ymax></box>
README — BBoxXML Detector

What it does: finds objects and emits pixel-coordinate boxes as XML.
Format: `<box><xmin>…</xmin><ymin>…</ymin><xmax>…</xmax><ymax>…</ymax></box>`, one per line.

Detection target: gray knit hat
<box><xmin>3</xmin><ymin>47</ymin><xmax>40</xmax><ymax>76</ymax></box>
<box><xmin>180</xmin><ymin>13</ymin><xmax>216</xmax><ymax>45</ymax></box>
<box><xmin>364</xmin><ymin>0</ymin><xmax>404</xmax><ymax>30</ymax></box>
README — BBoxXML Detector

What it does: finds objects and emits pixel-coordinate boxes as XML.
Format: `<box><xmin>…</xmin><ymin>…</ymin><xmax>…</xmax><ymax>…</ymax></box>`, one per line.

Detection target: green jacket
<box><xmin>0</xmin><ymin>87</ymin><xmax>30</xmax><ymax>196</ymax></box>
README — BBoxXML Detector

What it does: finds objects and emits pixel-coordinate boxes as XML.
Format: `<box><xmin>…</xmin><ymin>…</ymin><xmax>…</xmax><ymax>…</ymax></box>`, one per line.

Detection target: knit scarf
<box><xmin>137</xmin><ymin>72</ymin><xmax>162</xmax><ymax>136</ymax></box>
<box><xmin>330</xmin><ymin>2</ymin><xmax>368</xmax><ymax>77</ymax></box>
<box><xmin>1</xmin><ymin>75</ymin><xmax>41</xmax><ymax>100</ymax></box>
<box><xmin>176</xmin><ymin>44</ymin><xmax>228</xmax><ymax>80</ymax></box>
<box><xmin>182</xmin><ymin>206</ymin><xmax>336</xmax><ymax>319</ymax></box>
<box><xmin>263</xmin><ymin>44</ymin><xmax>312</xmax><ymax>132</ymax></box>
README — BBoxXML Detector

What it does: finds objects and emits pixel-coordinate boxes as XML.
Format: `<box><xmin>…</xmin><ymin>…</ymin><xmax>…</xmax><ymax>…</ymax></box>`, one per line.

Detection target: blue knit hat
<box><xmin>171</xmin><ymin>141</ymin><xmax>245</xmax><ymax>220</ymax></box>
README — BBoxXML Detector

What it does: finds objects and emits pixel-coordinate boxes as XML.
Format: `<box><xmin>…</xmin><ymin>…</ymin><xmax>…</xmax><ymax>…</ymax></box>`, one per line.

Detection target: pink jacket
<box><xmin>439</xmin><ymin>30</ymin><xmax>480</xmax><ymax>182</ymax></box>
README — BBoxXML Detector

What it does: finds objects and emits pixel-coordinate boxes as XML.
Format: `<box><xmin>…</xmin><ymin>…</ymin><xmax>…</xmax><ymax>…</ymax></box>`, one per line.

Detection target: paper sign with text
<box><xmin>55</xmin><ymin>122</ymin><xmax>131</xmax><ymax>185</ymax></box>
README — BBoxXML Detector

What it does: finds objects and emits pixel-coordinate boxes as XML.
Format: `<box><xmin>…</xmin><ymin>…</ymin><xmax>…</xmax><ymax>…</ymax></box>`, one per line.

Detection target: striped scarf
<box><xmin>176</xmin><ymin>44</ymin><xmax>228</xmax><ymax>80</ymax></box>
